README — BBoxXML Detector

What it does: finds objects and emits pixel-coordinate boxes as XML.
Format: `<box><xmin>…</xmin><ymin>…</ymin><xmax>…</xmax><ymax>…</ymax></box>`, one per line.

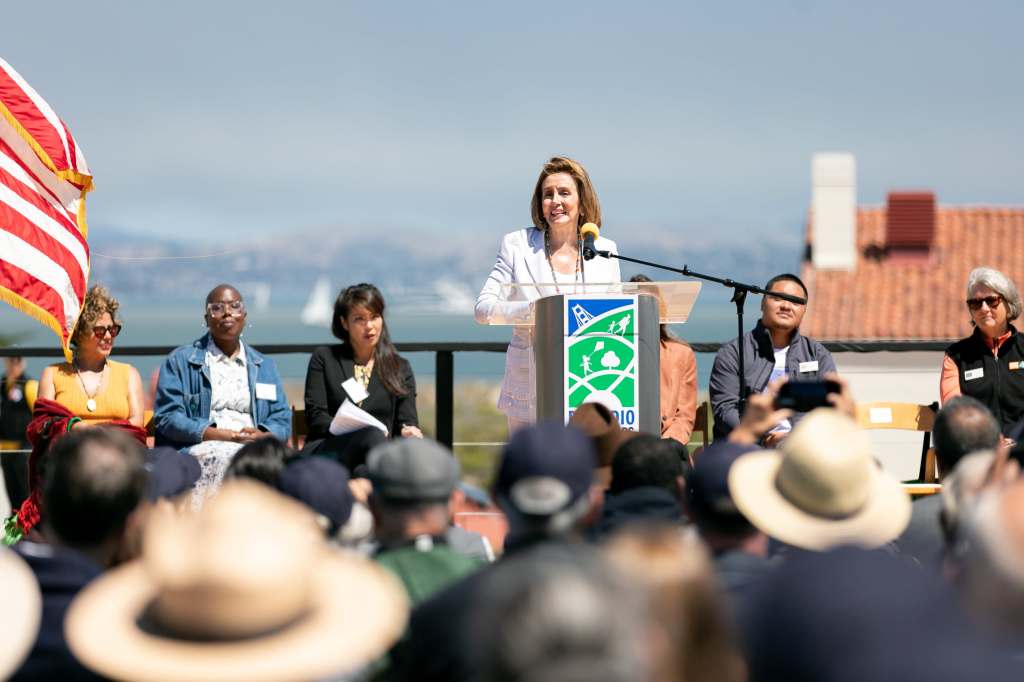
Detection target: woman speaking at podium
<box><xmin>475</xmin><ymin>156</ymin><xmax>620</xmax><ymax>433</ymax></box>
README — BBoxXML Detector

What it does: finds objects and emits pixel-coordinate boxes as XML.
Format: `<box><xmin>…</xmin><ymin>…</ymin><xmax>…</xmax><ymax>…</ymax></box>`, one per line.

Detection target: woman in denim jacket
<box><xmin>154</xmin><ymin>284</ymin><xmax>290</xmax><ymax>507</ymax></box>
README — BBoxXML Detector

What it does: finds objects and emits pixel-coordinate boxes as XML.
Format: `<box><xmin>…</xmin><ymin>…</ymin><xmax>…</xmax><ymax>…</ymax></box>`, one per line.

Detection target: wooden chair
<box><xmin>688</xmin><ymin>401</ymin><xmax>711</xmax><ymax>464</ymax></box>
<box><xmin>902</xmin><ymin>483</ymin><xmax>942</xmax><ymax>497</ymax></box>
<box><xmin>24</xmin><ymin>379</ymin><xmax>38</xmax><ymax>411</ymax></box>
<box><xmin>291</xmin><ymin>407</ymin><xmax>308</xmax><ymax>449</ymax></box>
<box><xmin>855</xmin><ymin>401</ymin><xmax>939</xmax><ymax>483</ymax></box>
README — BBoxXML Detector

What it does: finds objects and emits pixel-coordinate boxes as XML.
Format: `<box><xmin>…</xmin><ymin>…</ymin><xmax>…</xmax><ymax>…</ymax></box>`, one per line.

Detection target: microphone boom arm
<box><xmin>592</xmin><ymin>248</ymin><xmax>806</xmax><ymax>419</ymax></box>
<box><xmin>593</xmin><ymin>250</ymin><xmax>806</xmax><ymax>304</ymax></box>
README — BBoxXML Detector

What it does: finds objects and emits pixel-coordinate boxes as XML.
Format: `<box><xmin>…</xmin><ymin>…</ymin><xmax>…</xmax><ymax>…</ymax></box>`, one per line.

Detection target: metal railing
<box><xmin>0</xmin><ymin>342</ymin><xmax>509</xmax><ymax>449</ymax></box>
<box><xmin>0</xmin><ymin>340</ymin><xmax>950</xmax><ymax>448</ymax></box>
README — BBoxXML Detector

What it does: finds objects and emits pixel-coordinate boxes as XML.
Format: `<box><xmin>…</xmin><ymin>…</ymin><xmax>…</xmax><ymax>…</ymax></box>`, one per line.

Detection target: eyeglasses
<box><xmin>966</xmin><ymin>295</ymin><xmax>1003</xmax><ymax>311</ymax></box>
<box><xmin>92</xmin><ymin>324</ymin><xmax>122</xmax><ymax>339</ymax></box>
<box><xmin>206</xmin><ymin>301</ymin><xmax>246</xmax><ymax>317</ymax></box>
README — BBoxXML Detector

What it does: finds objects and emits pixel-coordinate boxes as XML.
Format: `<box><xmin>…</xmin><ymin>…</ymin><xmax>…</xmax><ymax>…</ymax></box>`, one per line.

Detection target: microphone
<box><xmin>580</xmin><ymin>222</ymin><xmax>600</xmax><ymax>261</ymax></box>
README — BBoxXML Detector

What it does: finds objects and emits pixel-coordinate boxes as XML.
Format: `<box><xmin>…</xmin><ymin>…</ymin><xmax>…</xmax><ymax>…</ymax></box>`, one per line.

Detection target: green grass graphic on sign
<box><xmin>566</xmin><ymin>303</ymin><xmax>637</xmax><ymax>412</ymax></box>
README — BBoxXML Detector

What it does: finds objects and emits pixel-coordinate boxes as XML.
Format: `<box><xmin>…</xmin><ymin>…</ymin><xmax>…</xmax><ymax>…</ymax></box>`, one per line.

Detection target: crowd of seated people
<box><xmin>6</xmin><ymin>266</ymin><xmax>1024</xmax><ymax>680</ymax></box>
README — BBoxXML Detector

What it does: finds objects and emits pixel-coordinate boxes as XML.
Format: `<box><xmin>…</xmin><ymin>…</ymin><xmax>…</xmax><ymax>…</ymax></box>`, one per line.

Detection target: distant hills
<box><xmin>88</xmin><ymin>223</ymin><xmax>802</xmax><ymax>307</ymax></box>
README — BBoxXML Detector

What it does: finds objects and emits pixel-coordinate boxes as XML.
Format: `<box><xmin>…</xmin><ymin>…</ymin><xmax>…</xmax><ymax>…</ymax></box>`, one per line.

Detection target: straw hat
<box><xmin>0</xmin><ymin>548</ymin><xmax>41</xmax><ymax>678</ymax></box>
<box><xmin>728</xmin><ymin>409</ymin><xmax>911</xmax><ymax>551</ymax></box>
<box><xmin>66</xmin><ymin>480</ymin><xmax>408</xmax><ymax>682</ymax></box>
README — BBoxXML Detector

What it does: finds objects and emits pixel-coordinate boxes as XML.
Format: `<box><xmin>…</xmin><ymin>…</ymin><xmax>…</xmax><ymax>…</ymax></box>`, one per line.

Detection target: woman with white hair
<box><xmin>941</xmin><ymin>267</ymin><xmax>1024</xmax><ymax>433</ymax></box>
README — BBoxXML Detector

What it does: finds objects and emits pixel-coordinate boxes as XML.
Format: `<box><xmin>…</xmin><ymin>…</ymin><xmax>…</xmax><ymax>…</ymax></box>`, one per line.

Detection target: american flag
<box><xmin>0</xmin><ymin>57</ymin><xmax>91</xmax><ymax>361</ymax></box>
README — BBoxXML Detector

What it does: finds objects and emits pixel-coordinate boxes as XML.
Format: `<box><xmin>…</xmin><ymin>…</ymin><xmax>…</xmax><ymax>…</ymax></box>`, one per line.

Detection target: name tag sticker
<box><xmin>255</xmin><ymin>382</ymin><xmax>277</xmax><ymax>400</ymax></box>
<box><xmin>798</xmin><ymin>361</ymin><xmax>819</xmax><ymax>373</ymax></box>
<box><xmin>869</xmin><ymin>407</ymin><xmax>893</xmax><ymax>424</ymax></box>
<box><xmin>964</xmin><ymin>368</ymin><xmax>984</xmax><ymax>382</ymax></box>
<box><xmin>342</xmin><ymin>377</ymin><xmax>370</xmax><ymax>404</ymax></box>
<box><xmin>1011</xmin><ymin>361</ymin><xmax>1021</xmax><ymax>371</ymax></box>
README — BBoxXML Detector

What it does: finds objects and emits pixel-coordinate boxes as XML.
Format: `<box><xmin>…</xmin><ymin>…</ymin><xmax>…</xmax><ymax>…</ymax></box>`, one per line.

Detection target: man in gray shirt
<box><xmin>709</xmin><ymin>273</ymin><xmax>836</xmax><ymax>443</ymax></box>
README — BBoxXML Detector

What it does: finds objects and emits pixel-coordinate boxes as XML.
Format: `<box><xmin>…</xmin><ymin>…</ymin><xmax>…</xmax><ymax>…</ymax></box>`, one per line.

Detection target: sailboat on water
<box><xmin>301</xmin><ymin>276</ymin><xmax>333</xmax><ymax>327</ymax></box>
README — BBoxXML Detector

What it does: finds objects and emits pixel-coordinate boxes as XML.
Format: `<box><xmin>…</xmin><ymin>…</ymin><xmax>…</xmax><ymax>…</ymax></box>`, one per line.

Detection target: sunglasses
<box><xmin>206</xmin><ymin>300</ymin><xmax>246</xmax><ymax>317</ymax></box>
<box><xmin>966</xmin><ymin>295</ymin><xmax>1003</xmax><ymax>311</ymax></box>
<box><xmin>92</xmin><ymin>324</ymin><xmax>122</xmax><ymax>339</ymax></box>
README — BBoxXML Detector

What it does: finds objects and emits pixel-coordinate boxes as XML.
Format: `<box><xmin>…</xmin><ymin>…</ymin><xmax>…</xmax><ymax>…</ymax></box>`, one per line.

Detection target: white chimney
<box><xmin>811</xmin><ymin>153</ymin><xmax>857</xmax><ymax>270</ymax></box>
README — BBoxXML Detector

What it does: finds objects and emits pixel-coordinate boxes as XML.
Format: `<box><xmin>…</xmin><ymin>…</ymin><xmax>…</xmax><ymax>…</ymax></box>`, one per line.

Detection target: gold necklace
<box><xmin>354</xmin><ymin>358</ymin><xmax>374</xmax><ymax>391</ymax></box>
<box><xmin>544</xmin><ymin>228</ymin><xmax>582</xmax><ymax>294</ymax></box>
<box><xmin>75</xmin><ymin>360</ymin><xmax>107</xmax><ymax>413</ymax></box>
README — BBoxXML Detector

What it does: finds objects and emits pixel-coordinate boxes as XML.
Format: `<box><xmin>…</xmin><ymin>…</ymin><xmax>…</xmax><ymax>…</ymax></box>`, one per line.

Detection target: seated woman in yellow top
<box><xmin>38</xmin><ymin>285</ymin><xmax>145</xmax><ymax>428</ymax></box>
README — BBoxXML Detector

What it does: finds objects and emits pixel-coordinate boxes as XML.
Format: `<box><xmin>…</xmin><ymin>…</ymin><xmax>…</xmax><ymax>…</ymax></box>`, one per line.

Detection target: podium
<box><xmin>490</xmin><ymin>281</ymin><xmax>701</xmax><ymax>432</ymax></box>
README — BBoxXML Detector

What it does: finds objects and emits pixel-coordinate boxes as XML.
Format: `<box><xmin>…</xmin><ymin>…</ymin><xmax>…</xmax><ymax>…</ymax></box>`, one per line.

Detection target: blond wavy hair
<box><xmin>71</xmin><ymin>285</ymin><xmax>122</xmax><ymax>348</ymax></box>
<box><xmin>529</xmin><ymin>156</ymin><xmax>603</xmax><ymax>231</ymax></box>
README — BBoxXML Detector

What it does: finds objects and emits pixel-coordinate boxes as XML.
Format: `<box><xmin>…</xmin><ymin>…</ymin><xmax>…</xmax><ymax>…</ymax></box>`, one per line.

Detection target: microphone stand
<box><xmin>589</xmin><ymin>248</ymin><xmax>806</xmax><ymax>418</ymax></box>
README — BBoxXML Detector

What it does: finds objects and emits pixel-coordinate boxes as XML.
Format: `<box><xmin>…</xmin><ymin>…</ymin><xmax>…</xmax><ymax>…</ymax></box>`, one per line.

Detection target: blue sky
<box><xmin>4</xmin><ymin>1</ymin><xmax>1021</xmax><ymax>247</ymax></box>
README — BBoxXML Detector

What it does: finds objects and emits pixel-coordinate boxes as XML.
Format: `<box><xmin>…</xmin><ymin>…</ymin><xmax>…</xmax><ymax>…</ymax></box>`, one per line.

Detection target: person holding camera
<box><xmin>709</xmin><ymin>273</ymin><xmax>836</xmax><ymax>445</ymax></box>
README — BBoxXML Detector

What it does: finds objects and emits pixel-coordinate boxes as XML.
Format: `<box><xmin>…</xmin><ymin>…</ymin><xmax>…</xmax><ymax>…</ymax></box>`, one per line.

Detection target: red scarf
<box><xmin>14</xmin><ymin>398</ymin><xmax>147</xmax><ymax>535</ymax></box>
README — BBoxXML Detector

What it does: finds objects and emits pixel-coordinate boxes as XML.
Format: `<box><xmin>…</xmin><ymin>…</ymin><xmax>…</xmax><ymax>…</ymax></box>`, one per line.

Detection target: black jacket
<box><xmin>591</xmin><ymin>486</ymin><xmax>684</xmax><ymax>541</ymax></box>
<box><xmin>946</xmin><ymin>325</ymin><xmax>1024</xmax><ymax>433</ymax></box>
<box><xmin>11</xmin><ymin>542</ymin><xmax>105</xmax><ymax>681</ymax></box>
<box><xmin>303</xmin><ymin>344</ymin><xmax>418</xmax><ymax>442</ymax></box>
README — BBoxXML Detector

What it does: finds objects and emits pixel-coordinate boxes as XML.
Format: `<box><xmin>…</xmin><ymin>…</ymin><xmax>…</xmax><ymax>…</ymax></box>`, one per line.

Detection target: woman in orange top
<box><xmin>38</xmin><ymin>285</ymin><xmax>145</xmax><ymax>428</ymax></box>
<box><xmin>630</xmin><ymin>275</ymin><xmax>697</xmax><ymax>447</ymax></box>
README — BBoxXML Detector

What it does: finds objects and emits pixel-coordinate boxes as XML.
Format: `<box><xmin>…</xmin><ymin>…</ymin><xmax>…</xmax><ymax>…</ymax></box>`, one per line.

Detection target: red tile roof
<box><xmin>801</xmin><ymin>207</ymin><xmax>1024</xmax><ymax>341</ymax></box>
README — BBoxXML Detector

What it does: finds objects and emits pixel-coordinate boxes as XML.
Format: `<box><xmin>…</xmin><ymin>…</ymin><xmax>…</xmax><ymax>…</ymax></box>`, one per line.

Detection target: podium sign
<box><xmin>564</xmin><ymin>295</ymin><xmax>640</xmax><ymax>429</ymax></box>
<box><xmin>536</xmin><ymin>292</ymin><xmax>659</xmax><ymax>433</ymax></box>
<box><xmin>487</xmin><ymin>281</ymin><xmax>699</xmax><ymax>435</ymax></box>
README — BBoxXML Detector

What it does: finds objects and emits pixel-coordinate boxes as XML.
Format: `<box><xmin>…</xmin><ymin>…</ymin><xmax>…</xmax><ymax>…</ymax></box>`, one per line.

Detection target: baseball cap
<box><xmin>144</xmin><ymin>447</ymin><xmax>201</xmax><ymax>502</ymax></box>
<box><xmin>494</xmin><ymin>422</ymin><xmax>597</xmax><ymax>517</ymax></box>
<box><xmin>366</xmin><ymin>438</ymin><xmax>460</xmax><ymax>503</ymax></box>
<box><xmin>278</xmin><ymin>456</ymin><xmax>355</xmax><ymax>533</ymax></box>
<box><xmin>685</xmin><ymin>441</ymin><xmax>757</xmax><ymax>532</ymax></box>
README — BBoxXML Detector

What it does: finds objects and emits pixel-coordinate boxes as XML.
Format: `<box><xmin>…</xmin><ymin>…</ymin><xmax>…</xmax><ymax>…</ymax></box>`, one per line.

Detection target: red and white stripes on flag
<box><xmin>0</xmin><ymin>57</ymin><xmax>92</xmax><ymax>360</ymax></box>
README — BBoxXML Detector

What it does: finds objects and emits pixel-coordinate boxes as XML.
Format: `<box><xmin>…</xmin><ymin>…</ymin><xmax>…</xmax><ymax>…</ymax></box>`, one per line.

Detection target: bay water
<box><xmin>0</xmin><ymin>291</ymin><xmax>743</xmax><ymax>394</ymax></box>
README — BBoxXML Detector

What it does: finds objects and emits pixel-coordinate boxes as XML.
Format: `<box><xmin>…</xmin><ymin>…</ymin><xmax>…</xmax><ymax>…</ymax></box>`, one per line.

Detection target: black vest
<box><xmin>945</xmin><ymin>326</ymin><xmax>1024</xmax><ymax>432</ymax></box>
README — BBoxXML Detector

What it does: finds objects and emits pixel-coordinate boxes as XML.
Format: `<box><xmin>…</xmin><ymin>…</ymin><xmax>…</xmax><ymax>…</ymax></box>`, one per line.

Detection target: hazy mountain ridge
<box><xmin>88</xmin><ymin>224</ymin><xmax>802</xmax><ymax>304</ymax></box>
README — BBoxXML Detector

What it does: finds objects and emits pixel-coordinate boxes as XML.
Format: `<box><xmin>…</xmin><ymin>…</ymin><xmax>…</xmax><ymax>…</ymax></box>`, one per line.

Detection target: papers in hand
<box><xmin>329</xmin><ymin>399</ymin><xmax>388</xmax><ymax>437</ymax></box>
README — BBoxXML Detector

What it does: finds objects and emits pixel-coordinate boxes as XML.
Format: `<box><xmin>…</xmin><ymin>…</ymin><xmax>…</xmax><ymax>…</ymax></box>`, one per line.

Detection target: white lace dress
<box><xmin>498</xmin><ymin>269</ymin><xmax>582</xmax><ymax>422</ymax></box>
<box><xmin>186</xmin><ymin>342</ymin><xmax>252</xmax><ymax>509</ymax></box>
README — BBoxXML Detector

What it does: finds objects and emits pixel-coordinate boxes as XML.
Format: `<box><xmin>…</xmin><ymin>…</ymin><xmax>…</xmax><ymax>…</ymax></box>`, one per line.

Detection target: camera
<box><xmin>774</xmin><ymin>379</ymin><xmax>841</xmax><ymax>413</ymax></box>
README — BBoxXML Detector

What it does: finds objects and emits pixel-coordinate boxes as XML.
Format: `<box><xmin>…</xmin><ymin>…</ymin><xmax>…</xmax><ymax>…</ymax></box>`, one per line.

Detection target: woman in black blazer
<box><xmin>303</xmin><ymin>283</ymin><xmax>421</xmax><ymax>468</ymax></box>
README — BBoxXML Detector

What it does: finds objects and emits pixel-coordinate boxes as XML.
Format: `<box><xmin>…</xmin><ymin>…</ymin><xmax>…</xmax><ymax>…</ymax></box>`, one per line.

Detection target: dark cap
<box><xmin>144</xmin><ymin>447</ymin><xmax>201</xmax><ymax>502</ymax></box>
<box><xmin>494</xmin><ymin>422</ymin><xmax>597</xmax><ymax>517</ymax></box>
<box><xmin>278</xmin><ymin>456</ymin><xmax>354</xmax><ymax>533</ymax></box>
<box><xmin>366</xmin><ymin>438</ymin><xmax>459</xmax><ymax>502</ymax></box>
<box><xmin>685</xmin><ymin>441</ymin><xmax>757</xmax><ymax>532</ymax></box>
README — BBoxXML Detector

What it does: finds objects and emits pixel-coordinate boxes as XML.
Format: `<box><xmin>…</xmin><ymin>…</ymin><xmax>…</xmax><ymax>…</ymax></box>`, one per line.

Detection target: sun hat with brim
<box><xmin>0</xmin><ymin>548</ymin><xmax>41</xmax><ymax>679</ymax></box>
<box><xmin>728</xmin><ymin>409</ymin><xmax>911</xmax><ymax>551</ymax></box>
<box><xmin>65</xmin><ymin>481</ymin><xmax>408</xmax><ymax>682</ymax></box>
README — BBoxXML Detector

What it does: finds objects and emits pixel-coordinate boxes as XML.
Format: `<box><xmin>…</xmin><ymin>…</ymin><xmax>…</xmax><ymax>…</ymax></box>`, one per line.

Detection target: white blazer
<box><xmin>475</xmin><ymin>227</ymin><xmax>622</xmax><ymax>336</ymax></box>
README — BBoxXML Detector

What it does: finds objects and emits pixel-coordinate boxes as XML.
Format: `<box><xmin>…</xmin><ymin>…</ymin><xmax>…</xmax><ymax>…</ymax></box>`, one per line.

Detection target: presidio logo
<box><xmin>564</xmin><ymin>296</ymin><xmax>640</xmax><ymax>429</ymax></box>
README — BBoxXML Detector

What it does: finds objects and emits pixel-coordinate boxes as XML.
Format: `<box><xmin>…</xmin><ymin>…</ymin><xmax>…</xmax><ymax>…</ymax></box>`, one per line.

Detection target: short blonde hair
<box><xmin>71</xmin><ymin>285</ymin><xmax>122</xmax><ymax>348</ymax></box>
<box><xmin>530</xmin><ymin>156</ymin><xmax>603</xmax><ymax>231</ymax></box>
<box><xmin>967</xmin><ymin>267</ymin><xmax>1022</xmax><ymax>321</ymax></box>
